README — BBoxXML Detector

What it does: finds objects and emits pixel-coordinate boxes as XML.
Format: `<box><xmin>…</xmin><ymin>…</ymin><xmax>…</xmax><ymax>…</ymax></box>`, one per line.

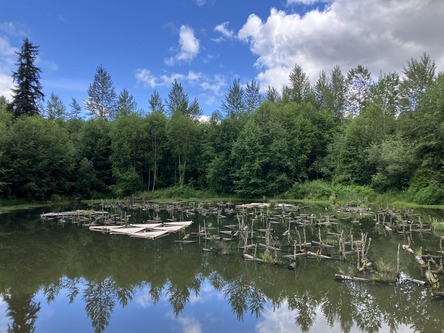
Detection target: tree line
<box><xmin>0</xmin><ymin>38</ymin><xmax>443</xmax><ymax>204</ymax></box>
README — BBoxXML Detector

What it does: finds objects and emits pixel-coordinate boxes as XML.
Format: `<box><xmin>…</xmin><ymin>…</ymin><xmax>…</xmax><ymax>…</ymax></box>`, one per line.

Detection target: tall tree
<box><xmin>85</xmin><ymin>65</ymin><xmax>117</xmax><ymax>119</ymax></box>
<box><xmin>115</xmin><ymin>89</ymin><xmax>137</xmax><ymax>117</ymax></box>
<box><xmin>167</xmin><ymin>112</ymin><xmax>198</xmax><ymax>187</ymax></box>
<box><xmin>166</xmin><ymin>80</ymin><xmax>189</xmax><ymax>116</ymax></box>
<box><xmin>46</xmin><ymin>92</ymin><xmax>66</xmax><ymax>120</ymax></box>
<box><xmin>9</xmin><ymin>38</ymin><xmax>44</xmax><ymax>117</ymax></box>
<box><xmin>369</xmin><ymin>72</ymin><xmax>400</xmax><ymax>117</ymax></box>
<box><xmin>245</xmin><ymin>80</ymin><xmax>263</xmax><ymax>114</ymax></box>
<box><xmin>400</xmin><ymin>52</ymin><xmax>436</xmax><ymax>112</ymax></box>
<box><xmin>221</xmin><ymin>79</ymin><xmax>245</xmax><ymax>118</ymax></box>
<box><xmin>68</xmin><ymin>98</ymin><xmax>82</xmax><ymax>119</ymax></box>
<box><xmin>284</xmin><ymin>64</ymin><xmax>311</xmax><ymax>104</ymax></box>
<box><xmin>329</xmin><ymin>66</ymin><xmax>347</xmax><ymax>120</ymax></box>
<box><xmin>345</xmin><ymin>65</ymin><xmax>372</xmax><ymax>117</ymax></box>
<box><xmin>110</xmin><ymin>115</ymin><xmax>148</xmax><ymax>196</ymax></box>
<box><xmin>146</xmin><ymin>110</ymin><xmax>168</xmax><ymax>191</ymax></box>
<box><xmin>265</xmin><ymin>86</ymin><xmax>280</xmax><ymax>103</ymax></box>
<box><xmin>148</xmin><ymin>90</ymin><xmax>165</xmax><ymax>114</ymax></box>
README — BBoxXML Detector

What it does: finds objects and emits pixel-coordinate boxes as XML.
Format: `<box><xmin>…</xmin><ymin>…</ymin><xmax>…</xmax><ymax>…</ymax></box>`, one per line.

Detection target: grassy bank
<box><xmin>2</xmin><ymin>182</ymin><xmax>444</xmax><ymax>213</ymax></box>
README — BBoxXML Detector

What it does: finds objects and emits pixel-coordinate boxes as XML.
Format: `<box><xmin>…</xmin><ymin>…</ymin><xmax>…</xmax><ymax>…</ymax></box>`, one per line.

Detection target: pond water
<box><xmin>1</xmin><ymin>202</ymin><xmax>444</xmax><ymax>333</ymax></box>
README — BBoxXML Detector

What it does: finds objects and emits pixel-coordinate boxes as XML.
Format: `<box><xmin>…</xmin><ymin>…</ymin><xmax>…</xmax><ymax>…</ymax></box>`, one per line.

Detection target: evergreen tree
<box><xmin>265</xmin><ymin>86</ymin><xmax>280</xmax><ymax>103</ymax></box>
<box><xmin>148</xmin><ymin>90</ymin><xmax>165</xmax><ymax>114</ymax></box>
<box><xmin>69</xmin><ymin>98</ymin><xmax>82</xmax><ymax>119</ymax></box>
<box><xmin>116</xmin><ymin>89</ymin><xmax>137</xmax><ymax>117</ymax></box>
<box><xmin>10</xmin><ymin>38</ymin><xmax>44</xmax><ymax>117</ymax></box>
<box><xmin>245</xmin><ymin>80</ymin><xmax>263</xmax><ymax>114</ymax></box>
<box><xmin>46</xmin><ymin>92</ymin><xmax>66</xmax><ymax>120</ymax></box>
<box><xmin>221</xmin><ymin>79</ymin><xmax>245</xmax><ymax>118</ymax></box>
<box><xmin>85</xmin><ymin>65</ymin><xmax>117</xmax><ymax>119</ymax></box>
<box><xmin>166</xmin><ymin>80</ymin><xmax>189</xmax><ymax>116</ymax></box>
<box><xmin>283</xmin><ymin>64</ymin><xmax>311</xmax><ymax>104</ymax></box>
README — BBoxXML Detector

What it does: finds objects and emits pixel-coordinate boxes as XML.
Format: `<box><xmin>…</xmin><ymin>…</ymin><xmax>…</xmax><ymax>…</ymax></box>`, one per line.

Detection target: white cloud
<box><xmin>213</xmin><ymin>22</ymin><xmax>234</xmax><ymax>42</ymax></box>
<box><xmin>195</xmin><ymin>0</ymin><xmax>206</xmax><ymax>6</ymax></box>
<box><xmin>135</xmin><ymin>69</ymin><xmax>226</xmax><ymax>96</ymax></box>
<box><xmin>0</xmin><ymin>21</ymin><xmax>28</xmax><ymax>37</ymax></box>
<box><xmin>238</xmin><ymin>0</ymin><xmax>444</xmax><ymax>91</ymax></box>
<box><xmin>166</xmin><ymin>313</ymin><xmax>202</xmax><ymax>333</ymax></box>
<box><xmin>166</xmin><ymin>25</ymin><xmax>200</xmax><ymax>65</ymax></box>
<box><xmin>0</xmin><ymin>36</ymin><xmax>18</xmax><ymax>99</ymax></box>
<box><xmin>135</xmin><ymin>292</ymin><xmax>152</xmax><ymax>309</ymax></box>
<box><xmin>135</xmin><ymin>68</ymin><xmax>159</xmax><ymax>88</ymax></box>
<box><xmin>286</xmin><ymin>0</ymin><xmax>331</xmax><ymax>5</ymax></box>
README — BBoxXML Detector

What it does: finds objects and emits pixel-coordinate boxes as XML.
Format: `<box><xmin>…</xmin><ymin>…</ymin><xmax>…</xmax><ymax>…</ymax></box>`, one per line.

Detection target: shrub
<box><xmin>289</xmin><ymin>180</ymin><xmax>333</xmax><ymax>200</ymax></box>
<box><xmin>414</xmin><ymin>184</ymin><xmax>444</xmax><ymax>205</ymax></box>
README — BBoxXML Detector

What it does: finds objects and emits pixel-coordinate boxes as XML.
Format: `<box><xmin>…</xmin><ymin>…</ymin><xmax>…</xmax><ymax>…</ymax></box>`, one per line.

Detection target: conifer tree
<box><xmin>10</xmin><ymin>38</ymin><xmax>44</xmax><ymax>117</ymax></box>
<box><xmin>85</xmin><ymin>65</ymin><xmax>116</xmax><ymax>119</ymax></box>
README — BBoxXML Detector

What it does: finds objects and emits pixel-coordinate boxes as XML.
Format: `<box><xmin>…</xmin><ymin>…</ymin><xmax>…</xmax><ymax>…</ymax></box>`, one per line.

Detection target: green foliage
<box><xmin>414</xmin><ymin>184</ymin><xmax>444</xmax><ymax>205</ymax></box>
<box><xmin>145</xmin><ymin>110</ymin><xmax>168</xmax><ymax>191</ymax></box>
<box><xmin>1</xmin><ymin>116</ymin><xmax>75</xmax><ymax>198</ymax></box>
<box><xmin>77</xmin><ymin>119</ymin><xmax>113</xmax><ymax>193</ymax></box>
<box><xmin>75</xmin><ymin>158</ymin><xmax>97</xmax><ymax>198</ymax></box>
<box><xmin>111</xmin><ymin>167</ymin><xmax>143</xmax><ymax>197</ymax></box>
<box><xmin>167</xmin><ymin>112</ymin><xmax>199</xmax><ymax>187</ymax></box>
<box><xmin>288</xmin><ymin>180</ymin><xmax>376</xmax><ymax>204</ymax></box>
<box><xmin>0</xmin><ymin>50</ymin><xmax>442</xmax><ymax>205</ymax></box>
<box><xmin>372</xmin><ymin>260</ymin><xmax>397</xmax><ymax>283</ymax></box>
<box><xmin>368</xmin><ymin>136</ymin><xmax>416</xmax><ymax>192</ymax></box>
<box><xmin>109</xmin><ymin>114</ymin><xmax>149</xmax><ymax>189</ymax></box>
<box><xmin>290</xmin><ymin>180</ymin><xmax>333</xmax><ymax>200</ymax></box>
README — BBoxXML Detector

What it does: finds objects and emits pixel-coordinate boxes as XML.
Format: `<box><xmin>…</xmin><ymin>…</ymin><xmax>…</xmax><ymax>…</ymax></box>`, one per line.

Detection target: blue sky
<box><xmin>1</xmin><ymin>0</ymin><xmax>444</xmax><ymax>116</ymax></box>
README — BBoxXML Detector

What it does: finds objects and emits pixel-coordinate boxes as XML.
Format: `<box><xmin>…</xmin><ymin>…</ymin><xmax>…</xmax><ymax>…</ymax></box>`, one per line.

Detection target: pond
<box><xmin>1</xmin><ymin>201</ymin><xmax>444</xmax><ymax>333</ymax></box>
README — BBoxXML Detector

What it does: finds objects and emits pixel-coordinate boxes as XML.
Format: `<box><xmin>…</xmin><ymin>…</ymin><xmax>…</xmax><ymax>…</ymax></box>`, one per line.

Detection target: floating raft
<box><xmin>89</xmin><ymin>220</ymin><xmax>193</xmax><ymax>240</ymax></box>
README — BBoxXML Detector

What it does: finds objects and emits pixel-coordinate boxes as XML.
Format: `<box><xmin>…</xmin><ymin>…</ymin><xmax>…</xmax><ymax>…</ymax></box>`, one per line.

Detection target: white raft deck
<box><xmin>89</xmin><ymin>221</ymin><xmax>193</xmax><ymax>240</ymax></box>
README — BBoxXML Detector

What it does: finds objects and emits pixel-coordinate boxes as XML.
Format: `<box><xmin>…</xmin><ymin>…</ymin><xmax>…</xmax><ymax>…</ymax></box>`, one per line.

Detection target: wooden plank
<box><xmin>163</xmin><ymin>221</ymin><xmax>193</xmax><ymax>227</ymax></box>
<box><xmin>152</xmin><ymin>225</ymin><xmax>184</xmax><ymax>233</ymax></box>
<box><xmin>110</xmin><ymin>227</ymin><xmax>148</xmax><ymax>235</ymax></box>
<box><xmin>89</xmin><ymin>225</ymin><xmax>124</xmax><ymax>232</ymax></box>
<box><xmin>130</xmin><ymin>223</ymin><xmax>163</xmax><ymax>229</ymax></box>
<box><xmin>130</xmin><ymin>231</ymin><xmax>169</xmax><ymax>240</ymax></box>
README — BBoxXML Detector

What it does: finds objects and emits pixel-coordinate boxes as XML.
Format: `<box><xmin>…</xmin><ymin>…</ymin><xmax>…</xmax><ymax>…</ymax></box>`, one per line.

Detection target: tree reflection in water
<box><xmin>3</xmin><ymin>291</ymin><xmax>40</xmax><ymax>333</ymax></box>
<box><xmin>2</xmin><ymin>261</ymin><xmax>444</xmax><ymax>333</ymax></box>
<box><xmin>2</xmin><ymin>207</ymin><xmax>444</xmax><ymax>333</ymax></box>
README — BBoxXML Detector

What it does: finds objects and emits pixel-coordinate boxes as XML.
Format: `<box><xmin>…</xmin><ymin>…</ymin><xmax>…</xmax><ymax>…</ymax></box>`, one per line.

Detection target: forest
<box><xmin>0</xmin><ymin>38</ymin><xmax>443</xmax><ymax>204</ymax></box>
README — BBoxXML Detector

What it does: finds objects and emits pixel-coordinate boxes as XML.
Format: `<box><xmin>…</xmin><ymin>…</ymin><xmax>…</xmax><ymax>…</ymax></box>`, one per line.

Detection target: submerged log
<box><xmin>311</xmin><ymin>240</ymin><xmax>334</xmax><ymax>248</ymax></box>
<box><xmin>288</xmin><ymin>261</ymin><xmax>297</xmax><ymax>270</ymax></box>
<box><xmin>306</xmin><ymin>251</ymin><xmax>333</xmax><ymax>259</ymax></box>
<box><xmin>334</xmin><ymin>274</ymin><xmax>369</xmax><ymax>282</ymax></box>
<box><xmin>242</xmin><ymin>253</ymin><xmax>263</xmax><ymax>262</ymax></box>
<box><xmin>415</xmin><ymin>255</ymin><xmax>427</xmax><ymax>268</ymax></box>
<box><xmin>402</xmin><ymin>277</ymin><xmax>428</xmax><ymax>286</ymax></box>
<box><xmin>431</xmin><ymin>291</ymin><xmax>444</xmax><ymax>299</ymax></box>
<box><xmin>402</xmin><ymin>244</ymin><xmax>414</xmax><ymax>254</ymax></box>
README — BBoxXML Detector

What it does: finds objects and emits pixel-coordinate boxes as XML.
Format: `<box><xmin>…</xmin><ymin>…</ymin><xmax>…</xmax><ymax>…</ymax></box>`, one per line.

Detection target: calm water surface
<box><xmin>1</xmin><ymin>203</ymin><xmax>443</xmax><ymax>333</ymax></box>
